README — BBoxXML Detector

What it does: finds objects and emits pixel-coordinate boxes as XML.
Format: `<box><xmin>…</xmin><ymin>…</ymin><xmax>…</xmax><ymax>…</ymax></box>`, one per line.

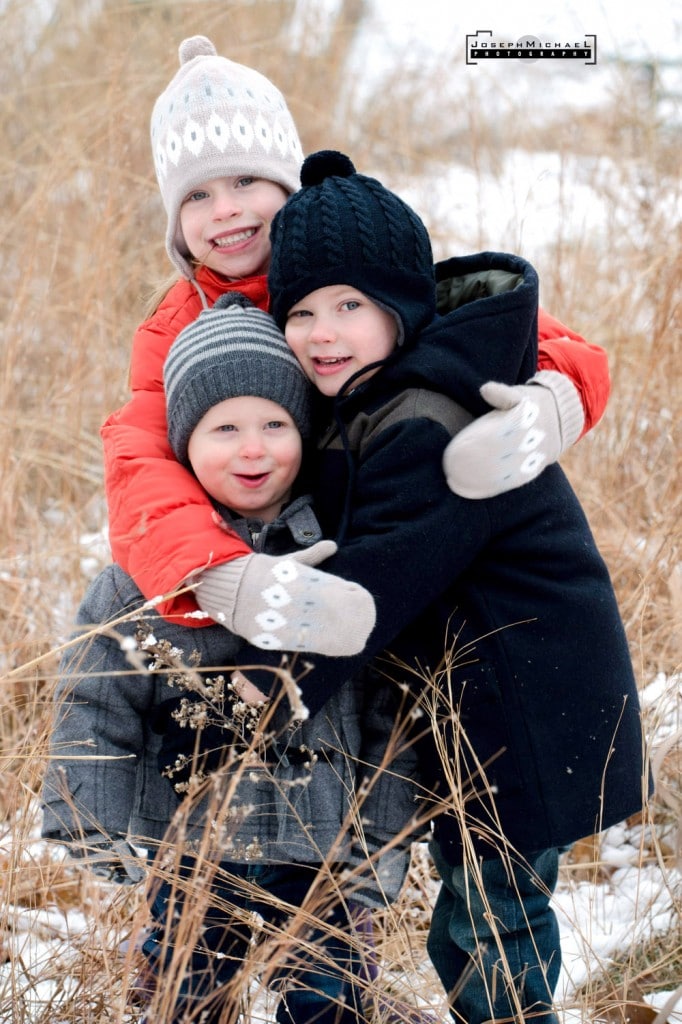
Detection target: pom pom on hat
<box><xmin>213</xmin><ymin>291</ymin><xmax>253</xmax><ymax>311</ymax></box>
<box><xmin>178</xmin><ymin>35</ymin><xmax>216</xmax><ymax>62</ymax></box>
<box><xmin>300</xmin><ymin>150</ymin><xmax>355</xmax><ymax>186</ymax></box>
<box><xmin>151</xmin><ymin>36</ymin><xmax>304</xmax><ymax>280</ymax></box>
<box><xmin>164</xmin><ymin>291</ymin><xmax>312</xmax><ymax>467</ymax></box>
<box><xmin>268</xmin><ymin>150</ymin><xmax>436</xmax><ymax>344</ymax></box>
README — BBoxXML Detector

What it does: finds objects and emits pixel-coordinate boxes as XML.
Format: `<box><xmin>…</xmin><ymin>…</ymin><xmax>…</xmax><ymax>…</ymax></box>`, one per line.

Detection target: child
<box><xmin>102</xmin><ymin>34</ymin><xmax>375</xmax><ymax>657</ymax></box>
<box><xmin>161</xmin><ymin>151</ymin><xmax>647</xmax><ymax>1024</ymax></box>
<box><xmin>42</xmin><ymin>293</ymin><xmax>418</xmax><ymax>1024</ymax></box>
<box><xmin>102</xmin><ymin>34</ymin><xmax>612</xmax><ymax>642</ymax></box>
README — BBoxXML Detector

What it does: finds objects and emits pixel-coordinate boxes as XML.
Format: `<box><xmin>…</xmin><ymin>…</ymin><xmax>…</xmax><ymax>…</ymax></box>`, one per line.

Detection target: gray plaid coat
<box><xmin>41</xmin><ymin>497</ymin><xmax>421</xmax><ymax>900</ymax></box>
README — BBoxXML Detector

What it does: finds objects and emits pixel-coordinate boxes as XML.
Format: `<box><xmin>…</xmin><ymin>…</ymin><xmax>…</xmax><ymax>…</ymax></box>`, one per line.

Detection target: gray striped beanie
<box><xmin>151</xmin><ymin>35</ymin><xmax>304</xmax><ymax>280</ymax></box>
<box><xmin>164</xmin><ymin>292</ymin><xmax>312</xmax><ymax>467</ymax></box>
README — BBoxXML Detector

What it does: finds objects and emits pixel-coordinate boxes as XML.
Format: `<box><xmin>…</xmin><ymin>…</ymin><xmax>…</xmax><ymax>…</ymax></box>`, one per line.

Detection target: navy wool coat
<box><xmin>226</xmin><ymin>250</ymin><xmax>648</xmax><ymax>863</ymax></box>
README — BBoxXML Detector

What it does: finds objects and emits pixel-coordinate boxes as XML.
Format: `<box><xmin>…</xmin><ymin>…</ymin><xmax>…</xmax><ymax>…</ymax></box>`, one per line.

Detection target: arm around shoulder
<box><xmin>101</xmin><ymin>391</ymin><xmax>253</xmax><ymax>622</ymax></box>
<box><xmin>101</xmin><ymin>281</ymin><xmax>256</xmax><ymax>625</ymax></box>
<box><xmin>537</xmin><ymin>308</ymin><xmax>610</xmax><ymax>434</ymax></box>
<box><xmin>444</xmin><ymin>310</ymin><xmax>610</xmax><ymax>498</ymax></box>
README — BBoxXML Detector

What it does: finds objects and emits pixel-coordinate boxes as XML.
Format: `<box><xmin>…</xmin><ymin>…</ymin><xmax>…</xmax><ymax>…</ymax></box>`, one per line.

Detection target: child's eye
<box><xmin>236</xmin><ymin>176</ymin><xmax>255</xmax><ymax>187</ymax></box>
<box><xmin>287</xmin><ymin>308</ymin><xmax>311</xmax><ymax>320</ymax></box>
<box><xmin>183</xmin><ymin>189</ymin><xmax>210</xmax><ymax>204</ymax></box>
<box><xmin>265</xmin><ymin>420</ymin><xmax>286</xmax><ymax>430</ymax></box>
<box><xmin>341</xmin><ymin>299</ymin><xmax>361</xmax><ymax>311</ymax></box>
<box><xmin>217</xmin><ymin>424</ymin><xmax>236</xmax><ymax>433</ymax></box>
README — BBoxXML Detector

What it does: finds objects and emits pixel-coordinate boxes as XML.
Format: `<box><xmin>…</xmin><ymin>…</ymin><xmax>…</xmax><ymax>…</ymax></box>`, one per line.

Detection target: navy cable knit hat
<box><xmin>267</xmin><ymin>151</ymin><xmax>436</xmax><ymax>344</ymax></box>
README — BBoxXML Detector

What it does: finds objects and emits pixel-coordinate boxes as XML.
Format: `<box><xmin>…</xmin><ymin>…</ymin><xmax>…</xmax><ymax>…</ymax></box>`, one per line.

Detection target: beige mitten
<box><xmin>443</xmin><ymin>370</ymin><xmax>585</xmax><ymax>499</ymax></box>
<box><xmin>196</xmin><ymin>540</ymin><xmax>376</xmax><ymax>656</ymax></box>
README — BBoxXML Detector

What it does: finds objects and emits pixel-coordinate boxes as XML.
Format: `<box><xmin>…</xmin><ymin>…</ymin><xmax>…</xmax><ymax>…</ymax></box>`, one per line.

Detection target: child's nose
<box><xmin>238</xmin><ymin>432</ymin><xmax>266</xmax><ymax>457</ymax></box>
<box><xmin>308</xmin><ymin>317</ymin><xmax>335</xmax><ymax>343</ymax></box>
<box><xmin>212</xmin><ymin>189</ymin><xmax>242</xmax><ymax>219</ymax></box>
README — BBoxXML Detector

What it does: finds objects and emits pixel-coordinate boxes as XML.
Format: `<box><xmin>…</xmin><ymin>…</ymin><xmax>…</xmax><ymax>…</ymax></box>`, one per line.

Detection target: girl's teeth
<box><xmin>214</xmin><ymin>229</ymin><xmax>255</xmax><ymax>248</ymax></box>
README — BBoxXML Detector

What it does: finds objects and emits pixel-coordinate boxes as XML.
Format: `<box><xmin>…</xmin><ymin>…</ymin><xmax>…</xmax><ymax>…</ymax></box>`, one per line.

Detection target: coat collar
<box><xmin>333</xmin><ymin>250</ymin><xmax>540</xmax><ymax>422</ymax></box>
<box><xmin>191</xmin><ymin>266</ymin><xmax>271</xmax><ymax>312</ymax></box>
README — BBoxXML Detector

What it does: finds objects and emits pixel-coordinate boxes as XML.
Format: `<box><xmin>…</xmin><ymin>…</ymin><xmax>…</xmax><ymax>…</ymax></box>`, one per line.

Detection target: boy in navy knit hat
<box><xmin>42</xmin><ymin>293</ymin><xmax>418</xmax><ymax>1024</ymax></box>
<box><xmin>162</xmin><ymin>152</ymin><xmax>647</xmax><ymax>1024</ymax></box>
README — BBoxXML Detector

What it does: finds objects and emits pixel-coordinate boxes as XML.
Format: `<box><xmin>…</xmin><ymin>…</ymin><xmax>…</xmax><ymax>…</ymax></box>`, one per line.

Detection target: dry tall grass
<box><xmin>1</xmin><ymin>1</ymin><xmax>680</xmax><ymax>1022</ymax></box>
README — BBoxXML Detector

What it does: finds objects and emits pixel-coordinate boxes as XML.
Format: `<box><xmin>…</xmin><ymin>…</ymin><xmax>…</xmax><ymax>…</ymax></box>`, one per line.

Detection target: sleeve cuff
<box><xmin>530</xmin><ymin>369</ymin><xmax>585</xmax><ymax>450</ymax></box>
<box><xmin>194</xmin><ymin>559</ymin><xmax>248</xmax><ymax>623</ymax></box>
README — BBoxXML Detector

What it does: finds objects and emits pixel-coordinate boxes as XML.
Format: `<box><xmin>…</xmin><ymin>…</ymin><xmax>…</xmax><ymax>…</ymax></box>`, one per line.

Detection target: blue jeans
<box><xmin>428</xmin><ymin>842</ymin><xmax>561</xmax><ymax>1024</ymax></box>
<box><xmin>142</xmin><ymin>855</ymin><xmax>366</xmax><ymax>1024</ymax></box>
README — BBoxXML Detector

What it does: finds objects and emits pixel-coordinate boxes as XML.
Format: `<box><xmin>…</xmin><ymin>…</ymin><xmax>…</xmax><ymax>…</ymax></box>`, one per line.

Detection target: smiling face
<box><xmin>284</xmin><ymin>285</ymin><xmax>399</xmax><ymax>397</ymax></box>
<box><xmin>187</xmin><ymin>396</ymin><xmax>302</xmax><ymax>522</ymax></box>
<box><xmin>179</xmin><ymin>176</ymin><xmax>288</xmax><ymax>280</ymax></box>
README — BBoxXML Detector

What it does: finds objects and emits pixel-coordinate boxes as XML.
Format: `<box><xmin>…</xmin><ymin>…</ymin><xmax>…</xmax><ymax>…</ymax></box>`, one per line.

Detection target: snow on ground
<box><xmin>2</xmin><ymin>673</ymin><xmax>680</xmax><ymax>1023</ymax></box>
<box><xmin>556</xmin><ymin>829</ymin><xmax>680</xmax><ymax>998</ymax></box>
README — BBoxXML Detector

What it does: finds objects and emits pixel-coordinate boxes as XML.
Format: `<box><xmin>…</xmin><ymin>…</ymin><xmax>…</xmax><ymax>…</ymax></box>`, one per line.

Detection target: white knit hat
<box><xmin>151</xmin><ymin>36</ymin><xmax>304</xmax><ymax>279</ymax></box>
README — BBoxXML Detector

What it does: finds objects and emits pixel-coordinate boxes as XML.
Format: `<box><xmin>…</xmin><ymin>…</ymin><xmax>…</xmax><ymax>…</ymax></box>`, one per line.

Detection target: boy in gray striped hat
<box><xmin>41</xmin><ymin>292</ymin><xmax>418</xmax><ymax>1024</ymax></box>
<box><xmin>163</xmin><ymin>291</ymin><xmax>374</xmax><ymax>655</ymax></box>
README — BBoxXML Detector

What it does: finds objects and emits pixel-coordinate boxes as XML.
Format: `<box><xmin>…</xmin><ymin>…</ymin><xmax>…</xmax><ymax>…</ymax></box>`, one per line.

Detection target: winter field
<box><xmin>0</xmin><ymin>1</ymin><xmax>680</xmax><ymax>1022</ymax></box>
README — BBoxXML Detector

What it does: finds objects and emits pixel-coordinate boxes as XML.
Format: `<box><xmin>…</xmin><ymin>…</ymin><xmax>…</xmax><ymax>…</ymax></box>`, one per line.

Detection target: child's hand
<box><xmin>231</xmin><ymin>670</ymin><xmax>269</xmax><ymax>704</ymax></box>
<box><xmin>443</xmin><ymin>370</ymin><xmax>585</xmax><ymax>499</ymax></box>
<box><xmin>195</xmin><ymin>540</ymin><xmax>377</xmax><ymax>655</ymax></box>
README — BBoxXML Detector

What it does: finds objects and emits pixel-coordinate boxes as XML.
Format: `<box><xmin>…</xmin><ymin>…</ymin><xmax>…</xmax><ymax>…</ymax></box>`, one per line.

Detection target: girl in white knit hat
<box><xmin>102</xmin><ymin>35</ymin><xmax>379</xmax><ymax>658</ymax></box>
